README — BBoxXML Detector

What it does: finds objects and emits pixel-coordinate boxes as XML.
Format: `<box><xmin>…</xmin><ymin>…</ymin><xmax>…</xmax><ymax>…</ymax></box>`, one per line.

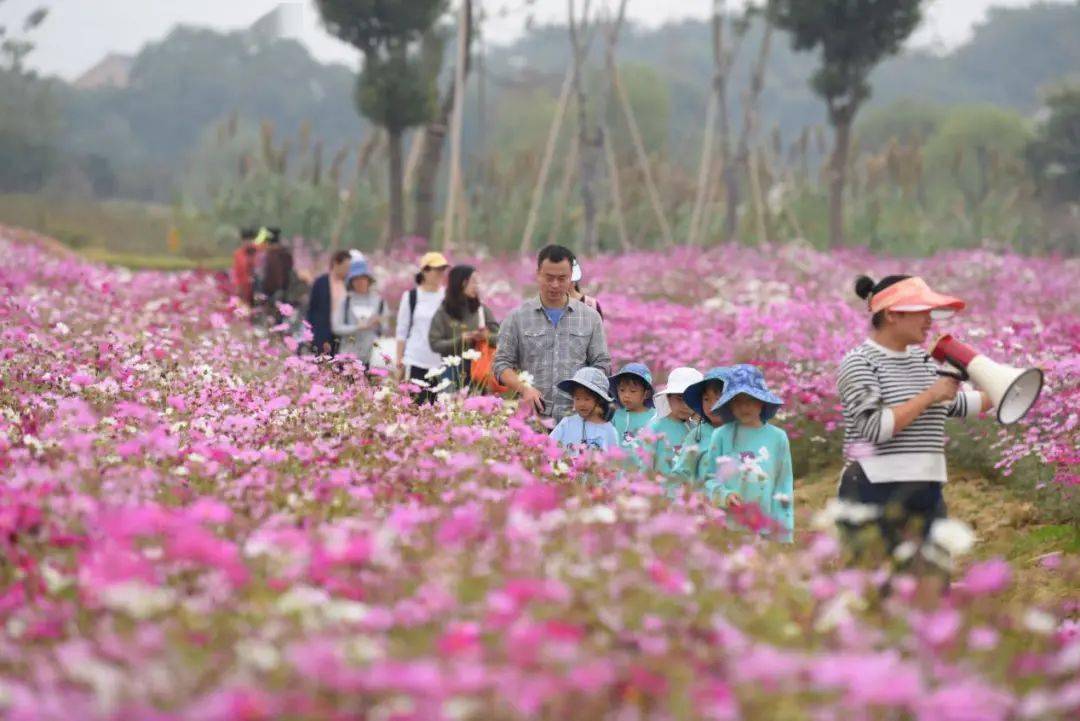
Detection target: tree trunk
<box><xmin>689</xmin><ymin>0</ymin><xmax>725</xmax><ymax>246</ymax></box>
<box><xmin>442</xmin><ymin>0</ymin><xmax>472</xmax><ymax>252</ymax></box>
<box><xmin>569</xmin><ymin>0</ymin><xmax>598</xmax><ymax>254</ymax></box>
<box><xmin>412</xmin><ymin>0</ymin><xmax>473</xmax><ymax>243</ymax></box>
<box><xmin>387</xmin><ymin>128</ymin><xmax>405</xmax><ymax>250</ymax></box>
<box><xmin>829</xmin><ymin>115</ymin><xmax>852</xmax><ymax>248</ymax></box>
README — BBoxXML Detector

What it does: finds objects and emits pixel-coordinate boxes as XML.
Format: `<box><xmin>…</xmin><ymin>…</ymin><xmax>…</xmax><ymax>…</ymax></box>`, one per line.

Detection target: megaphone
<box><xmin>930</xmin><ymin>335</ymin><xmax>1043</xmax><ymax>425</ymax></box>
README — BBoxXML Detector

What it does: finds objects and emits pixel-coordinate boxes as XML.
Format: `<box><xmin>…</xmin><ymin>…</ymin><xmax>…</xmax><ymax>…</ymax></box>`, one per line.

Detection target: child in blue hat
<box><xmin>609</xmin><ymin>363</ymin><xmax>657</xmax><ymax>449</ymax></box>
<box><xmin>550</xmin><ymin>367</ymin><xmax>620</xmax><ymax>454</ymax></box>
<box><xmin>671</xmin><ymin>367</ymin><xmax>731</xmax><ymax>487</ymax></box>
<box><xmin>702</xmin><ymin>364</ymin><xmax>794</xmax><ymax>543</ymax></box>
<box><xmin>637</xmin><ymin>367</ymin><xmax>703</xmax><ymax>478</ymax></box>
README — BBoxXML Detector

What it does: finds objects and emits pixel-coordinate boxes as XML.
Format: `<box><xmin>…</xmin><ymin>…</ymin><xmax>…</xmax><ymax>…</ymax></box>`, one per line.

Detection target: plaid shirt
<box><xmin>493</xmin><ymin>297</ymin><xmax>611</xmax><ymax>421</ymax></box>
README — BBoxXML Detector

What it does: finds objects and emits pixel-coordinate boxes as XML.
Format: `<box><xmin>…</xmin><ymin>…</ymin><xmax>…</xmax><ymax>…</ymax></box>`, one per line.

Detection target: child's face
<box><xmin>617</xmin><ymin>378</ymin><xmax>649</xmax><ymax>412</ymax></box>
<box><xmin>666</xmin><ymin>394</ymin><xmax>693</xmax><ymax>421</ymax></box>
<box><xmin>701</xmin><ymin>381</ymin><xmax>725</xmax><ymax>426</ymax></box>
<box><xmin>572</xmin><ymin>387</ymin><xmax>601</xmax><ymax>419</ymax></box>
<box><xmin>730</xmin><ymin>393</ymin><xmax>764</xmax><ymax>426</ymax></box>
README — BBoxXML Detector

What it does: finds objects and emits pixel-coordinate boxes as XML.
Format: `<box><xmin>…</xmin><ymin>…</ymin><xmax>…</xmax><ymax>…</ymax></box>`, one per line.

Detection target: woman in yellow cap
<box><xmin>395</xmin><ymin>252</ymin><xmax>450</xmax><ymax>403</ymax></box>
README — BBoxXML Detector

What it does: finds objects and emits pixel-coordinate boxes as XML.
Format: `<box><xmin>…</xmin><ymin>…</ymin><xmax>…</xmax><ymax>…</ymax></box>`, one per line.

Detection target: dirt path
<box><xmin>795</xmin><ymin>466</ymin><xmax>1079</xmax><ymax>606</ymax></box>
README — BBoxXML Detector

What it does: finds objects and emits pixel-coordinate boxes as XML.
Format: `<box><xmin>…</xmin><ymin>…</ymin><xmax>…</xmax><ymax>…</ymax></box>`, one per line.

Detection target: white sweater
<box><xmin>395</xmin><ymin>287</ymin><xmax>445</xmax><ymax>369</ymax></box>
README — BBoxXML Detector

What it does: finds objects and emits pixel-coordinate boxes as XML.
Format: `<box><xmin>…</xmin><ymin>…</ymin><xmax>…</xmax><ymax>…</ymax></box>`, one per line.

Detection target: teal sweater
<box><xmin>670</xmin><ymin>422</ymin><xmax>721</xmax><ymax>487</ymax></box>
<box><xmin>638</xmin><ymin>415</ymin><xmax>694</xmax><ymax>475</ymax></box>
<box><xmin>702</xmin><ymin>423</ymin><xmax>794</xmax><ymax>542</ymax></box>
<box><xmin>612</xmin><ymin>407</ymin><xmax>657</xmax><ymax>449</ymax></box>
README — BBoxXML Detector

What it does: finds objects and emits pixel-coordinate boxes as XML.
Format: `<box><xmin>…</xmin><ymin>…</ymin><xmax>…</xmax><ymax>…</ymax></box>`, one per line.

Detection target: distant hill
<box><xmin>47</xmin><ymin>1</ymin><xmax>1080</xmax><ymax>202</ymax></box>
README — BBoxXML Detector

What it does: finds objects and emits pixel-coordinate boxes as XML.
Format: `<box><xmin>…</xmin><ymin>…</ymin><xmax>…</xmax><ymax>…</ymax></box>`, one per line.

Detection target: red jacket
<box><xmin>231</xmin><ymin>244</ymin><xmax>256</xmax><ymax>303</ymax></box>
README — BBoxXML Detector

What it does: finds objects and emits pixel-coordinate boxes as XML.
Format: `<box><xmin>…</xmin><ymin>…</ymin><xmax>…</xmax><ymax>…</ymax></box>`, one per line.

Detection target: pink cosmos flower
<box><xmin>959</xmin><ymin>557</ymin><xmax>1012</xmax><ymax>596</ymax></box>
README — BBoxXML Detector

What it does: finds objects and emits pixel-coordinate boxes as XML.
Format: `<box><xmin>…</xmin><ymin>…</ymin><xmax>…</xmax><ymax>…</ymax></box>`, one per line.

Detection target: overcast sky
<box><xmin>0</xmin><ymin>0</ymin><xmax>1060</xmax><ymax>80</ymax></box>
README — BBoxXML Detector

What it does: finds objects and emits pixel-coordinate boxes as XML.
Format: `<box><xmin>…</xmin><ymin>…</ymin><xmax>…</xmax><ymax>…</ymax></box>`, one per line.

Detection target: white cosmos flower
<box><xmin>425</xmin><ymin>366</ymin><xmax>445</xmax><ymax>380</ymax></box>
<box><xmin>461</xmin><ymin>349</ymin><xmax>481</xmax><ymax>361</ymax></box>
<box><xmin>99</xmin><ymin>580</ymin><xmax>176</xmax><ymax>619</ymax></box>
<box><xmin>276</xmin><ymin>585</ymin><xmax>330</xmax><ymax>614</ymax></box>
<box><xmin>236</xmin><ymin>639</ymin><xmax>281</xmax><ymax>671</ymax></box>
<box><xmin>928</xmin><ymin>518</ymin><xmax>977</xmax><ymax>556</ymax></box>
<box><xmin>443</xmin><ymin>355</ymin><xmax>463</xmax><ymax>367</ymax></box>
<box><xmin>812</xmin><ymin>498</ymin><xmax>881</xmax><ymax>530</ymax></box>
<box><xmin>1023</xmin><ymin>609</ymin><xmax>1056</xmax><ymax>635</ymax></box>
<box><xmin>518</xmin><ymin>370</ymin><xmax>535</xmax><ymax>387</ymax></box>
<box><xmin>580</xmin><ymin>505</ymin><xmax>617</xmax><ymax>524</ymax></box>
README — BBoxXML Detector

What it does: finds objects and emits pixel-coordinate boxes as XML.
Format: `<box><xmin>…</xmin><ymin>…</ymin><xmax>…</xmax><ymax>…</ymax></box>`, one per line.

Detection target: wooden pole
<box><xmin>547</xmin><ymin>134</ymin><xmax>580</xmax><ymax>247</ymax></box>
<box><xmin>330</xmin><ymin>132</ymin><xmax>383</xmax><ymax>251</ymax></box>
<box><xmin>402</xmin><ymin>130</ymin><xmax>425</xmax><ymax>196</ymax></box>
<box><xmin>688</xmin><ymin>90</ymin><xmax>718</xmax><ymax>246</ymax></box>
<box><xmin>603</xmin><ymin>127</ymin><xmax>630</xmax><ymax>252</ymax></box>
<box><xmin>689</xmin><ymin>0</ymin><xmax>725</xmax><ymax>246</ymax></box>
<box><xmin>519</xmin><ymin>64</ymin><xmax>575</xmax><ymax>254</ymax></box>
<box><xmin>611</xmin><ymin>62</ymin><xmax>673</xmax><ymax>246</ymax></box>
<box><xmin>748</xmin><ymin>143</ymin><xmax>768</xmax><ymax>244</ymax></box>
<box><xmin>442</xmin><ymin>0</ymin><xmax>471</xmax><ymax>252</ymax></box>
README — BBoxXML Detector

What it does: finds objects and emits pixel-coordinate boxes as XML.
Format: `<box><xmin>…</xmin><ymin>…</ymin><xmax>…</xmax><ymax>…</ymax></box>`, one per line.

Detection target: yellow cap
<box><xmin>418</xmin><ymin>251</ymin><xmax>449</xmax><ymax>270</ymax></box>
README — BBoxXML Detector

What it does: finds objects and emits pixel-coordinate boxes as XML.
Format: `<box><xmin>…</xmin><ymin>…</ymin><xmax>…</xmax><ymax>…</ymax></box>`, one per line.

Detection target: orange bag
<box><xmin>470</xmin><ymin>306</ymin><xmax>508</xmax><ymax>393</ymax></box>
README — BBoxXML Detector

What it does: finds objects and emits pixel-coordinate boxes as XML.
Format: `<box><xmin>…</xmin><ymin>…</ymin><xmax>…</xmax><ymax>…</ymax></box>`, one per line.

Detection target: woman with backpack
<box><xmin>428</xmin><ymin>265</ymin><xmax>500</xmax><ymax>392</ymax></box>
<box><xmin>332</xmin><ymin>258</ymin><xmax>388</xmax><ymax>366</ymax></box>
<box><xmin>394</xmin><ymin>252</ymin><xmax>449</xmax><ymax>404</ymax></box>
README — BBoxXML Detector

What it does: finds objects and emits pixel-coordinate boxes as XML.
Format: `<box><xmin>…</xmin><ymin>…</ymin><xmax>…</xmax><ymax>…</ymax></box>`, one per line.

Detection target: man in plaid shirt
<box><xmin>494</xmin><ymin>245</ymin><xmax>611</xmax><ymax>422</ymax></box>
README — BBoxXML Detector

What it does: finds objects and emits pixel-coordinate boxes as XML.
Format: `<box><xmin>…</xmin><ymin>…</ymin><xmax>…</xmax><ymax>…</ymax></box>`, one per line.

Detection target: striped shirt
<box><xmin>837</xmin><ymin>339</ymin><xmax>981</xmax><ymax>483</ymax></box>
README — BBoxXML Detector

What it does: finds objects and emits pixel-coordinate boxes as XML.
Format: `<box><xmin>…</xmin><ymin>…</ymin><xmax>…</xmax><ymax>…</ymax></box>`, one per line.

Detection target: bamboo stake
<box><xmin>547</xmin><ymin>134</ymin><xmax>580</xmax><ymax>247</ymax></box>
<box><xmin>602</xmin><ymin>127</ymin><xmax>630</xmax><ymax>252</ymax></box>
<box><xmin>330</xmin><ymin>131</ymin><xmax>383</xmax><ymax>251</ymax></box>
<box><xmin>442</xmin><ymin>0</ymin><xmax>471</xmax><ymax>252</ymax></box>
<box><xmin>519</xmin><ymin>64</ymin><xmax>575</xmax><ymax>254</ymax></box>
<box><xmin>402</xmin><ymin>130</ymin><xmax>425</xmax><ymax>196</ymax></box>
<box><xmin>748</xmin><ymin>144</ymin><xmax>768</xmax><ymax>244</ymax></box>
<box><xmin>688</xmin><ymin>89</ymin><xmax>718</xmax><ymax>246</ymax></box>
<box><xmin>611</xmin><ymin>63</ymin><xmax>673</xmax><ymax>246</ymax></box>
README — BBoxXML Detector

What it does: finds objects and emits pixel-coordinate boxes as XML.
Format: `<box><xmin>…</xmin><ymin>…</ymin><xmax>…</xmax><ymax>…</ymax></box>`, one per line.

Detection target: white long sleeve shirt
<box><xmin>395</xmin><ymin>287</ymin><xmax>445</xmax><ymax>370</ymax></box>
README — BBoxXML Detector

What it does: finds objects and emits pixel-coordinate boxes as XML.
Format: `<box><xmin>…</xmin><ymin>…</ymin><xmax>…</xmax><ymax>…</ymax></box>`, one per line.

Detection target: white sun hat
<box><xmin>653</xmin><ymin>367</ymin><xmax>704</xmax><ymax>418</ymax></box>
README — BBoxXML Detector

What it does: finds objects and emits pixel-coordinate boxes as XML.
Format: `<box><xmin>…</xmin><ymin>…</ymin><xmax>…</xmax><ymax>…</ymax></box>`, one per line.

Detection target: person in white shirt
<box><xmin>395</xmin><ymin>251</ymin><xmax>449</xmax><ymax>403</ymax></box>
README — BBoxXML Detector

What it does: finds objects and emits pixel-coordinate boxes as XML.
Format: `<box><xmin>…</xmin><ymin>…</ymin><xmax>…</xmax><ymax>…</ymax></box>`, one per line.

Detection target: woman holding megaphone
<box><xmin>835</xmin><ymin>274</ymin><xmax>993</xmax><ymax>563</ymax></box>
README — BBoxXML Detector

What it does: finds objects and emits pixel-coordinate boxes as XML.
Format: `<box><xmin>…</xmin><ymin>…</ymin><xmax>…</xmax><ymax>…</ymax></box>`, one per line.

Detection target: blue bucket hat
<box><xmin>608</xmin><ymin>363</ymin><xmax>655</xmax><ymax>408</ymax></box>
<box><xmin>710</xmin><ymin>364</ymin><xmax>783</xmax><ymax>423</ymax></box>
<box><xmin>683</xmin><ymin>367</ymin><xmax>731</xmax><ymax>420</ymax></box>
<box><xmin>345</xmin><ymin>259</ymin><xmax>375</xmax><ymax>288</ymax></box>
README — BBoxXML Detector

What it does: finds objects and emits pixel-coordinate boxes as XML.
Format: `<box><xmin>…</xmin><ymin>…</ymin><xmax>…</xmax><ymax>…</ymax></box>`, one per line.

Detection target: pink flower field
<box><xmin>1</xmin><ymin>229</ymin><xmax>1078</xmax><ymax>720</ymax></box>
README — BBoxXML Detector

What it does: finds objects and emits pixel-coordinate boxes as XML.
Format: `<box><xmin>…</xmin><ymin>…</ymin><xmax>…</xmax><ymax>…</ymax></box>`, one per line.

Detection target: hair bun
<box><xmin>854</xmin><ymin>275</ymin><xmax>876</xmax><ymax>300</ymax></box>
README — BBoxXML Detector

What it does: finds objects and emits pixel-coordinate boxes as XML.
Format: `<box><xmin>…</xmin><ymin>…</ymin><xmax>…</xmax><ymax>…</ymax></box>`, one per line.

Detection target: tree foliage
<box><xmin>315</xmin><ymin>0</ymin><xmax>446</xmax><ymax>245</ymax></box>
<box><xmin>768</xmin><ymin>0</ymin><xmax>922</xmax><ymax>246</ymax></box>
<box><xmin>1027</xmin><ymin>85</ymin><xmax>1080</xmax><ymax>205</ymax></box>
<box><xmin>768</xmin><ymin>0</ymin><xmax>922</xmax><ymax>124</ymax></box>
